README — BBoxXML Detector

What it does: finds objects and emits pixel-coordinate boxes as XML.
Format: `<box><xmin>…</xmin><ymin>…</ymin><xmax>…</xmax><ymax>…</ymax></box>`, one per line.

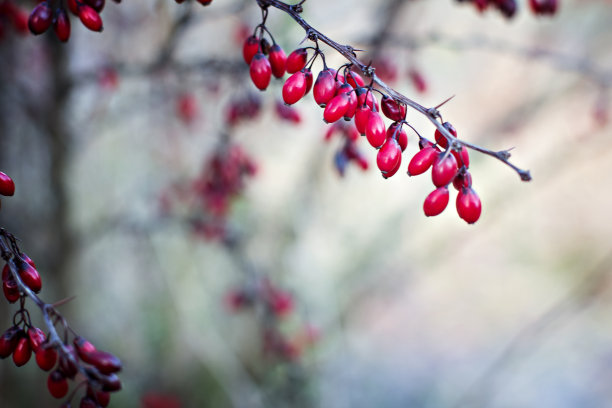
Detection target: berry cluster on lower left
<box><xmin>0</xmin><ymin>171</ymin><xmax>122</xmax><ymax>407</ymax></box>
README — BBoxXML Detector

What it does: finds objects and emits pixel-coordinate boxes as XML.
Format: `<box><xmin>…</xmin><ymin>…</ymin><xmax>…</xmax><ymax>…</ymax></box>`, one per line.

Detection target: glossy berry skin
<box><xmin>285</xmin><ymin>48</ymin><xmax>308</xmax><ymax>74</ymax></box>
<box><xmin>382</xmin><ymin>158</ymin><xmax>402</xmax><ymax>179</ymax></box>
<box><xmin>0</xmin><ymin>172</ymin><xmax>15</xmax><ymax>196</ymax></box>
<box><xmin>84</xmin><ymin>0</ymin><xmax>105</xmax><ymax>13</ymax></box>
<box><xmin>323</xmin><ymin>93</ymin><xmax>350</xmax><ymax>123</ymax></box>
<box><xmin>380</xmin><ymin>95</ymin><xmax>406</xmax><ymax>122</ymax></box>
<box><xmin>451</xmin><ymin>146</ymin><xmax>470</xmax><ymax>168</ymax></box>
<box><xmin>53</xmin><ymin>7</ymin><xmax>71</xmax><ymax>42</ymax></box>
<box><xmin>365</xmin><ymin>113</ymin><xmax>386</xmax><ymax>149</ymax></box>
<box><xmin>86</xmin><ymin>350</ymin><xmax>122</xmax><ymax>374</ymax></box>
<box><xmin>18</xmin><ymin>261</ymin><xmax>41</xmax><ymax>293</ymax></box>
<box><xmin>2</xmin><ymin>277</ymin><xmax>20</xmax><ymax>303</ymax></box>
<box><xmin>386</xmin><ymin>122</ymin><xmax>408</xmax><ymax>152</ymax></box>
<box><xmin>453</xmin><ymin>170</ymin><xmax>472</xmax><ymax>191</ymax></box>
<box><xmin>12</xmin><ymin>334</ymin><xmax>31</xmax><ymax>366</ymax></box>
<box><xmin>242</xmin><ymin>35</ymin><xmax>259</xmax><ymax>64</ymax></box>
<box><xmin>28</xmin><ymin>2</ymin><xmax>52</xmax><ymax>35</ymax></box>
<box><xmin>342</xmin><ymin>87</ymin><xmax>358</xmax><ymax>120</ymax></box>
<box><xmin>67</xmin><ymin>0</ymin><xmax>79</xmax><ymax>15</ymax></box>
<box><xmin>376</xmin><ymin>138</ymin><xmax>402</xmax><ymax>176</ymax></box>
<box><xmin>303</xmin><ymin>69</ymin><xmax>313</xmax><ymax>95</ymax></box>
<box><xmin>249</xmin><ymin>53</ymin><xmax>272</xmax><ymax>91</ymax></box>
<box><xmin>0</xmin><ymin>326</ymin><xmax>21</xmax><ymax>358</ymax></box>
<box><xmin>432</xmin><ymin>153</ymin><xmax>458</xmax><ymax>187</ymax></box>
<box><xmin>407</xmin><ymin>146</ymin><xmax>438</xmax><ymax>176</ymax></box>
<box><xmin>100</xmin><ymin>373</ymin><xmax>122</xmax><ymax>392</ymax></box>
<box><xmin>313</xmin><ymin>69</ymin><xmax>336</xmax><ymax>107</ymax></box>
<box><xmin>423</xmin><ymin>187</ymin><xmax>450</xmax><ymax>217</ymax></box>
<box><xmin>434</xmin><ymin>122</ymin><xmax>457</xmax><ymax>149</ymax></box>
<box><xmin>346</xmin><ymin>71</ymin><xmax>365</xmax><ymax>89</ymax></box>
<box><xmin>268</xmin><ymin>44</ymin><xmax>287</xmax><ymax>78</ymax></box>
<box><xmin>354</xmin><ymin>104</ymin><xmax>372</xmax><ymax>135</ymax></box>
<box><xmin>456</xmin><ymin>187</ymin><xmax>482</xmax><ymax>224</ymax></box>
<box><xmin>48</xmin><ymin>370</ymin><xmax>69</xmax><ymax>399</ymax></box>
<box><xmin>78</xmin><ymin>5</ymin><xmax>103</xmax><ymax>32</ymax></box>
<box><xmin>36</xmin><ymin>346</ymin><xmax>58</xmax><ymax>371</ymax></box>
<box><xmin>27</xmin><ymin>327</ymin><xmax>46</xmax><ymax>352</ymax></box>
<box><xmin>282</xmin><ymin>71</ymin><xmax>307</xmax><ymax>105</ymax></box>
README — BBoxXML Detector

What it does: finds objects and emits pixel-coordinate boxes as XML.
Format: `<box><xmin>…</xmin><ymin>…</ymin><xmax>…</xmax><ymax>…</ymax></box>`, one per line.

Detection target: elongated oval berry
<box><xmin>12</xmin><ymin>334</ymin><xmax>31</xmax><ymax>366</ymax></box>
<box><xmin>282</xmin><ymin>71</ymin><xmax>307</xmax><ymax>105</ymax></box>
<box><xmin>0</xmin><ymin>326</ymin><xmax>21</xmax><ymax>358</ymax></box>
<box><xmin>67</xmin><ymin>0</ymin><xmax>79</xmax><ymax>15</ymax></box>
<box><xmin>3</xmin><ymin>278</ymin><xmax>20</xmax><ymax>303</ymax></box>
<box><xmin>354</xmin><ymin>105</ymin><xmax>372</xmax><ymax>135</ymax></box>
<box><xmin>78</xmin><ymin>5</ymin><xmax>103</xmax><ymax>32</ymax></box>
<box><xmin>386</xmin><ymin>122</ymin><xmax>408</xmax><ymax>152</ymax></box>
<box><xmin>303</xmin><ymin>69</ymin><xmax>313</xmax><ymax>95</ymax></box>
<box><xmin>53</xmin><ymin>7</ymin><xmax>71</xmax><ymax>42</ymax></box>
<box><xmin>87</xmin><ymin>350</ymin><xmax>122</xmax><ymax>374</ymax></box>
<box><xmin>377</xmin><ymin>138</ymin><xmax>402</xmax><ymax>176</ymax></box>
<box><xmin>268</xmin><ymin>44</ymin><xmax>287</xmax><ymax>78</ymax></box>
<box><xmin>28</xmin><ymin>327</ymin><xmax>46</xmax><ymax>352</ymax></box>
<box><xmin>48</xmin><ymin>370</ymin><xmax>69</xmax><ymax>399</ymax></box>
<box><xmin>365</xmin><ymin>113</ymin><xmax>386</xmax><ymax>149</ymax></box>
<box><xmin>456</xmin><ymin>187</ymin><xmax>482</xmax><ymax>224</ymax></box>
<box><xmin>0</xmin><ymin>172</ymin><xmax>15</xmax><ymax>196</ymax></box>
<box><xmin>86</xmin><ymin>387</ymin><xmax>111</xmax><ymax>407</ymax></box>
<box><xmin>346</xmin><ymin>71</ymin><xmax>365</xmax><ymax>89</ymax></box>
<box><xmin>28</xmin><ymin>2</ymin><xmax>52</xmax><ymax>35</ymax></box>
<box><xmin>285</xmin><ymin>48</ymin><xmax>308</xmax><ymax>74</ymax></box>
<box><xmin>242</xmin><ymin>35</ymin><xmax>259</xmax><ymax>64</ymax></box>
<box><xmin>249</xmin><ymin>53</ymin><xmax>272</xmax><ymax>91</ymax></box>
<box><xmin>18</xmin><ymin>261</ymin><xmax>41</xmax><ymax>293</ymax></box>
<box><xmin>357</xmin><ymin>89</ymin><xmax>378</xmax><ymax>111</ymax></box>
<box><xmin>36</xmin><ymin>346</ymin><xmax>58</xmax><ymax>371</ymax></box>
<box><xmin>74</xmin><ymin>336</ymin><xmax>96</xmax><ymax>360</ymax></box>
<box><xmin>529</xmin><ymin>0</ymin><xmax>558</xmax><ymax>15</ymax></box>
<box><xmin>453</xmin><ymin>171</ymin><xmax>472</xmax><ymax>191</ymax></box>
<box><xmin>382</xmin><ymin>158</ymin><xmax>401</xmax><ymax>179</ymax></box>
<box><xmin>434</xmin><ymin>122</ymin><xmax>457</xmax><ymax>149</ymax></box>
<box><xmin>100</xmin><ymin>373</ymin><xmax>122</xmax><ymax>392</ymax></box>
<box><xmin>451</xmin><ymin>146</ymin><xmax>470</xmax><ymax>168</ymax></box>
<box><xmin>323</xmin><ymin>93</ymin><xmax>350</xmax><ymax>123</ymax></box>
<box><xmin>343</xmin><ymin>87</ymin><xmax>358</xmax><ymax>120</ymax></box>
<box><xmin>380</xmin><ymin>95</ymin><xmax>406</xmax><ymax>121</ymax></box>
<box><xmin>275</xmin><ymin>101</ymin><xmax>301</xmax><ymax>123</ymax></box>
<box><xmin>432</xmin><ymin>153</ymin><xmax>458</xmax><ymax>187</ymax></box>
<box><xmin>407</xmin><ymin>146</ymin><xmax>438</xmax><ymax>176</ymax></box>
<box><xmin>423</xmin><ymin>187</ymin><xmax>449</xmax><ymax>217</ymax></box>
<box><xmin>58</xmin><ymin>345</ymin><xmax>78</xmax><ymax>379</ymax></box>
<box><xmin>313</xmin><ymin>69</ymin><xmax>336</xmax><ymax>107</ymax></box>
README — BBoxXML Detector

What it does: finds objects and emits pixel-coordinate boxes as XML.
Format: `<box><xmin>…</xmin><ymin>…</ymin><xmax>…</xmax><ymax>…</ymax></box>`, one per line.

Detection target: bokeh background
<box><xmin>1</xmin><ymin>0</ymin><xmax>612</xmax><ymax>407</ymax></box>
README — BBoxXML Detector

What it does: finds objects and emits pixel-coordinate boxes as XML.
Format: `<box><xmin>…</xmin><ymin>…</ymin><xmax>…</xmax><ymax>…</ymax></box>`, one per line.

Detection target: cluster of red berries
<box><xmin>27</xmin><ymin>0</ymin><xmax>120</xmax><ymax>42</ymax></box>
<box><xmin>241</xmin><ymin>26</ymin><xmax>482</xmax><ymax>223</ymax></box>
<box><xmin>226</xmin><ymin>277</ymin><xmax>318</xmax><ymax>361</ymax></box>
<box><xmin>0</xmin><ymin>0</ymin><xmax>28</xmax><ymax>39</ymax></box>
<box><xmin>161</xmin><ymin>144</ymin><xmax>257</xmax><ymax>241</ymax></box>
<box><xmin>458</xmin><ymin>0</ymin><xmax>559</xmax><ymax>18</ymax></box>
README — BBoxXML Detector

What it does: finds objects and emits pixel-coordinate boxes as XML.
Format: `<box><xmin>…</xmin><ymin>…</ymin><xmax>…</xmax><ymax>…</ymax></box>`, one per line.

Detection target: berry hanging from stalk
<box><xmin>268</xmin><ymin>44</ymin><xmax>287</xmax><ymax>78</ymax></box>
<box><xmin>286</xmin><ymin>48</ymin><xmax>308</xmax><ymax>74</ymax></box>
<box><xmin>423</xmin><ymin>187</ymin><xmax>450</xmax><ymax>217</ymax></box>
<box><xmin>249</xmin><ymin>52</ymin><xmax>272</xmax><ymax>91</ymax></box>
<box><xmin>243</xmin><ymin>35</ymin><xmax>259</xmax><ymax>64</ymax></box>
<box><xmin>456</xmin><ymin>187</ymin><xmax>482</xmax><ymax>224</ymax></box>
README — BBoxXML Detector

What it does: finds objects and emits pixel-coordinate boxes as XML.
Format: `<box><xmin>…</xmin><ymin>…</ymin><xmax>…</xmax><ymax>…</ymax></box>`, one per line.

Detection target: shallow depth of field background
<box><xmin>1</xmin><ymin>0</ymin><xmax>612</xmax><ymax>407</ymax></box>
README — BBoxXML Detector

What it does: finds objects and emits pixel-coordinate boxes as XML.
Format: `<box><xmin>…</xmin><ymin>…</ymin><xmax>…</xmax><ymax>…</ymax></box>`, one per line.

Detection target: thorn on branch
<box><xmin>307</xmin><ymin>29</ymin><xmax>317</xmax><ymax>42</ymax></box>
<box><xmin>498</xmin><ymin>150</ymin><xmax>512</xmax><ymax>160</ymax></box>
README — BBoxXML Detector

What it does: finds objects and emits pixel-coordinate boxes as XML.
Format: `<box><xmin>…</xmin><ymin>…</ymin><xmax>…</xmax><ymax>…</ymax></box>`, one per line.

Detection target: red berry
<box><xmin>100</xmin><ymin>373</ymin><xmax>122</xmax><ymax>392</ymax></box>
<box><xmin>67</xmin><ymin>0</ymin><xmax>79</xmax><ymax>15</ymax></box>
<box><xmin>275</xmin><ymin>101</ymin><xmax>301</xmax><ymax>124</ymax></box>
<box><xmin>87</xmin><ymin>387</ymin><xmax>111</xmax><ymax>407</ymax></box>
<box><xmin>78</xmin><ymin>5</ymin><xmax>103</xmax><ymax>32</ymax></box>
<box><xmin>323</xmin><ymin>93</ymin><xmax>350</xmax><ymax>123</ymax></box>
<box><xmin>0</xmin><ymin>326</ymin><xmax>21</xmax><ymax>358</ymax></box>
<box><xmin>242</xmin><ymin>35</ymin><xmax>259</xmax><ymax>64</ymax></box>
<box><xmin>28</xmin><ymin>327</ymin><xmax>46</xmax><ymax>352</ymax></box>
<box><xmin>48</xmin><ymin>370</ymin><xmax>69</xmax><ymax>399</ymax></box>
<box><xmin>36</xmin><ymin>346</ymin><xmax>58</xmax><ymax>371</ymax></box>
<box><xmin>268</xmin><ymin>44</ymin><xmax>287</xmax><ymax>78</ymax></box>
<box><xmin>365</xmin><ymin>112</ymin><xmax>386</xmax><ymax>149</ymax></box>
<box><xmin>386</xmin><ymin>122</ymin><xmax>408</xmax><ymax>152</ymax></box>
<box><xmin>343</xmin><ymin>87</ymin><xmax>358</xmax><ymax>120</ymax></box>
<box><xmin>451</xmin><ymin>146</ymin><xmax>470</xmax><ymax>168</ymax></box>
<box><xmin>282</xmin><ymin>71</ymin><xmax>307</xmax><ymax>105</ymax></box>
<box><xmin>434</xmin><ymin>122</ymin><xmax>457</xmax><ymax>149</ymax></box>
<box><xmin>382</xmin><ymin>158</ymin><xmax>402</xmax><ymax>179</ymax></box>
<box><xmin>86</xmin><ymin>350</ymin><xmax>122</xmax><ymax>374</ymax></box>
<box><xmin>249</xmin><ymin>53</ymin><xmax>272</xmax><ymax>91</ymax></box>
<box><xmin>407</xmin><ymin>146</ymin><xmax>438</xmax><ymax>176</ymax></box>
<box><xmin>285</xmin><ymin>48</ymin><xmax>308</xmax><ymax>74</ymax></box>
<box><xmin>529</xmin><ymin>0</ymin><xmax>558</xmax><ymax>15</ymax></box>
<box><xmin>357</xmin><ymin>88</ymin><xmax>378</xmax><ymax>111</ymax></box>
<box><xmin>0</xmin><ymin>171</ymin><xmax>15</xmax><ymax>195</ymax></box>
<box><xmin>313</xmin><ymin>69</ymin><xmax>336</xmax><ymax>107</ymax></box>
<box><xmin>456</xmin><ymin>187</ymin><xmax>482</xmax><ymax>224</ymax></box>
<box><xmin>376</xmin><ymin>138</ymin><xmax>402</xmax><ymax>176</ymax></box>
<box><xmin>346</xmin><ymin>71</ymin><xmax>365</xmax><ymax>89</ymax></box>
<box><xmin>28</xmin><ymin>2</ymin><xmax>52</xmax><ymax>35</ymax></box>
<box><xmin>432</xmin><ymin>153</ymin><xmax>458</xmax><ymax>187</ymax></box>
<box><xmin>18</xmin><ymin>260</ymin><xmax>41</xmax><ymax>293</ymax></box>
<box><xmin>354</xmin><ymin>104</ymin><xmax>372</xmax><ymax>135</ymax></box>
<box><xmin>58</xmin><ymin>345</ymin><xmax>79</xmax><ymax>378</ymax></box>
<box><xmin>74</xmin><ymin>336</ymin><xmax>97</xmax><ymax>361</ymax></box>
<box><xmin>453</xmin><ymin>170</ymin><xmax>473</xmax><ymax>191</ymax></box>
<box><xmin>176</xmin><ymin>93</ymin><xmax>198</xmax><ymax>124</ymax></box>
<box><xmin>53</xmin><ymin>8</ymin><xmax>71</xmax><ymax>42</ymax></box>
<box><xmin>408</xmin><ymin>68</ymin><xmax>427</xmax><ymax>94</ymax></box>
<box><xmin>12</xmin><ymin>334</ymin><xmax>31</xmax><ymax>366</ymax></box>
<box><xmin>380</xmin><ymin>95</ymin><xmax>406</xmax><ymax>122</ymax></box>
<box><xmin>423</xmin><ymin>187</ymin><xmax>450</xmax><ymax>217</ymax></box>
<box><xmin>303</xmin><ymin>68</ymin><xmax>313</xmax><ymax>95</ymax></box>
